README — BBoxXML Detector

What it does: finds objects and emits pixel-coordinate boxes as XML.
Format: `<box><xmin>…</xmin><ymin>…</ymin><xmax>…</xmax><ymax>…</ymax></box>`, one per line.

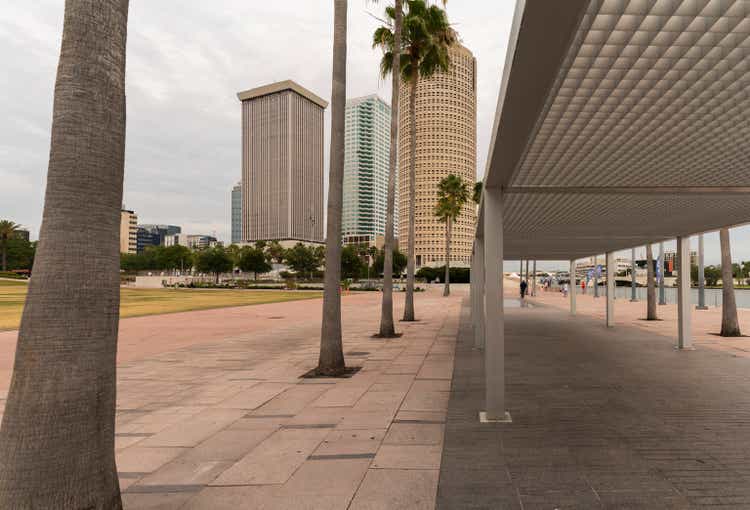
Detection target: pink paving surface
<box><xmin>0</xmin><ymin>292</ymin><xmax>373</xmax><ymax>393</ymax></box>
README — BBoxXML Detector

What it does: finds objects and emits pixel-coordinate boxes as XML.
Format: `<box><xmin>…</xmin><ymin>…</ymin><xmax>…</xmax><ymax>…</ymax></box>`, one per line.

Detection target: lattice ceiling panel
<box><xmin>502</xmin><ymin>192</ymin><xmax>750</xmax><ymax>259</ymax></box>
<box><xmin>512</xmin><ymin>0</ymin><xmax>750</xmax><ymax>187</ymax></box>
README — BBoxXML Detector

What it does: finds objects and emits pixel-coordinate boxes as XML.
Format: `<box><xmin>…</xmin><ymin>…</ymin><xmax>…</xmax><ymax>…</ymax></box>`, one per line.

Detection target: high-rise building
<box><xmin>186</xmin><ymin>235</ymin><xmax>219</xmax><ymax>250</ymax></box>
<box><xmin>231</xmin><ymin>183</ymin><xmax>242</xmax><ymax>244</ymax></box>
<box><xmin>120</xmin><ymin>209</ymin><xmax>138</xmax><ymax>254</ymax></box>
<box><xmin>342</xmin><ymin>95</ymin><xmax>396</xmax><ymax>248</ymax></box>
<box><xmin>398</xmin><ymin>44</ymin><xmax>477</xmax><ymax>268</ymax></box>
<box><xmin>137</xmin><ymin>224</ymin><xmax>181</xmax><ymax>253</ymax></box>
<box><xmin>237</xmin><ymin>80</ymin><xmax>326</xmax><ymax>245</ymax></box>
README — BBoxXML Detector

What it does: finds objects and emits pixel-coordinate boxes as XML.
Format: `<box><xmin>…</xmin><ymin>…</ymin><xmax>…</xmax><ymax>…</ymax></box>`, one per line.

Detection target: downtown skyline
<box><xmin>3</xmin><ymin>0</ymin><xmax>750</xmax><ymax>269</ymax></box>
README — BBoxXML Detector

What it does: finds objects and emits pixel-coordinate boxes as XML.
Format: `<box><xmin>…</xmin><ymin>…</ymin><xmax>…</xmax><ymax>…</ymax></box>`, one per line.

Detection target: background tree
<box><xmin>238</xmin><ymin>246</ymin><xmax>271</xmax><ymax>280</ymax></box>
<box><xmin>226</xmin><ymin>244</ymin><xmax>242</xmax><ymax>269</ymax></box>
<box><xmin>732</xmin><ymin>262</ymin><xmax>743</xmax><ymax>286</ymax></box>
<box><xmin>159</xmin><ymin>245</ymin><xmax>193</xmax><ymax>272</ymax></box>
<box><xmin>374</xmin><ymin>248</ymin><xmax>408</xmax><ymax>276</ymax></box>
<box><xmin>194</xmin><ymin>246</ymin><xmax>233</xmax><ymax>284</ymax></box>
<box><xmin>379</xmin><ymin>0</ymin><xmax>455</xmax><ymax>320</ymax></box>
<box><xmin>266</xmin><ymin>240</ymin><xmax>286</xmax><ymax>264</ymax></box>
<box><xmin>0</xmin><ymin>220</ymin><xmax>22</xmax><ymax>272</ymax></box>
<box><xmin>434</xmin><ymin>174</ymin><xmax>469</xmax><ymax>296</ymax></box>
<box><xmin>318</xmin><ymin>0</ymin><xmax>348</xmax><ymax>376</ymax></box>
<box><xmin>705</xmin><ymin>265</ymin><xmax>721</xmax><ymax>287</ymax></box>
<box><xmin>742</xmin><ymin>261</ymin><xmax>750</xmax><ymax>285</ymax></box>
<box><xmin>313</xmin><ymin>245</ymin><xmax>326</xmax><ymax>269</ymax></box>
<box><xmin>284</xmin><ymin>243</ymin><xmax>321</xmax><ymax>280</ymax></box>
<box><xmin>646</xmin><ymin>244</ymin><xmax>657</xmax><ymax>320</ymax></box>
<box><xmin>0</xmin><ymin>1</ymin><xmax>129</xmax><ymax>506</ymax></box>
<box><xmin>720</xmin><ymin>228</ymin><xmax>741</xmax><ymax>336</ymax></box>
<box><xmin>372</xmin><ymin>0</ymin><xmax>403</xmax><ymax>337</ymax></box>
<box><xmin>2</xmin><ymin>236</ymin><xmax>36</xmax><ymax>272</ymax></box>
<box><xmin>341</xmin><ymin>245</ymin><xmax>365</xmax><ymax>280</ymax></box>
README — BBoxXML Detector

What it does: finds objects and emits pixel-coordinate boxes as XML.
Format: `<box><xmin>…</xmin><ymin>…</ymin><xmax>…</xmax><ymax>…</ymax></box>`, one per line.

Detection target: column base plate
<box><xmin>479</xmin><ymin>411</ymin><xmax>512</xmax><ymax>423</ymax></box>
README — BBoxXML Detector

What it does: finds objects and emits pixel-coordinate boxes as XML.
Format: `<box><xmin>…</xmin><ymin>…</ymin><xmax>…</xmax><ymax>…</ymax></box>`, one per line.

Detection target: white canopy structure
<box><xmin>473</xmin><ymin>0</ymin><xmax>750</xmax><ymax>422</ymax></box>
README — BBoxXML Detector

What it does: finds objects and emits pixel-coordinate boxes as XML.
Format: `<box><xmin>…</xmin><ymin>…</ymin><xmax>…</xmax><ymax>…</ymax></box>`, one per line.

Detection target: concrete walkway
<box><xmin>439</xmin><ymin>285</ymin><xmax>750</xmax><ymax>509</ymax></box>
<box><xmin>3</xmin><ymin>282</ymin><xmax>750</xmax><ymax>508</ymax></box>
<box><xmin>3</xmin><ymin>287</ymin><xmax>457</xmax><ymax>509</ymax></box>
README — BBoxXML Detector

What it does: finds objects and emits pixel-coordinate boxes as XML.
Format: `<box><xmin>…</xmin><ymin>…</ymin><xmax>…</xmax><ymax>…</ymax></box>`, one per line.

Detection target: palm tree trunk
<box><xmin>1</xmin><ymin>242</ymin><xmax>6</xmax><ymax>272</ymax></box>
<box><xmin>443</xmin><ymin>218</ymin><xmax>451</xmax><ymax>297</ymax></box>
<box><xmin>402</xmin><ymin>71</ymin><xmax>419</xmax><ymax>321</ymax></box>
<box><xmin>378</xmin><ymin>0</ymin><xmax>402</xmax><ymax>338</ymax></box>
<box><xmin>720</xmin><ymin>227</ymin><xmax>741</xmax><ymax>336</ymax></box>
<box><xmin>0</xmin><ymin>1</ymin><xmax>128</xmax><ymax>507</ymax></box>
<box><xmin>318</xmin><ymin>0</ymin><xmax>348</xmax><ymax>375</ymax></box>
<box><xmin>646</xmin><ymin>244</ymin><xmax>657</xmax><ymax>320</ymax></box>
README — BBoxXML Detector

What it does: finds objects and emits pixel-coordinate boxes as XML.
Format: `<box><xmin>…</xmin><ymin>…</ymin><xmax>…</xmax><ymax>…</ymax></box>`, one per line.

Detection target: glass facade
<box><xmin>231</xmin><ymin>183</ymin><xmax>242</xmax><ymax>244</ymax></box>
<box><xmin>342</xmin><ymin>95</ymin><xmax>395</xmax><ymax>246</ymax></box>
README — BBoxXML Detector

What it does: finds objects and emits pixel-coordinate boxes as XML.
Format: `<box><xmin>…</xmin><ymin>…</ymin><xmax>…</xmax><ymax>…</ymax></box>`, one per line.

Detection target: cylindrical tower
<box><xmin>398</xmin><ymin>43</ymin><xmax>477</xmax><ymax>269</ymax></box>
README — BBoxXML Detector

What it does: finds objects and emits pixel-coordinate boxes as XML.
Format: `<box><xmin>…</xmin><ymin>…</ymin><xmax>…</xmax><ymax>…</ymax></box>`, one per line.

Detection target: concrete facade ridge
<box><xmin>237</xmin><ymin>80</ymin><xmax>328</xmax><ymax>109</ymax></box>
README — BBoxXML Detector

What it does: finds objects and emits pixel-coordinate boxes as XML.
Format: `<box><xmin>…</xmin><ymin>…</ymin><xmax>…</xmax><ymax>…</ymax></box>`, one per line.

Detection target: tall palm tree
<box><xmin>318</xmin><ymin>0</ymin><xmax>349</xmax><ymax>376</ymax></box>
<box><xmin>646</xmin><ymin>244</ymin><xmax>657</xmax><ymax>320</ymax></box>
<box><xmin>376</xmin><ymin>0</ymin><xmax>455</xmax><ymax>321</ymax></box>
<box><xmin>0</xmin><ymin>220</ymin><xmax>22</xmax><ymax>272</ymax></box>
<box><xmin>472</xmin><ymin>182</ymin><xmax>482</xmax><ymax>205</ymax></box>
<box><xmin>720</xmin><ymin>227</ymin><xmax>741</xmax><ymax>336</ymax></box>
<box><xmin>0</xmin><ymin>1</ymin><xmax>128</xmax><ymax>507</ymax></box>
<box><xmin>372</xmin><ymin>0</ymin><xmax>403</xmax><ymax>338</ymax></box>
<box><xmin>435</xmin><ymin>174</ymin><xmax>469</xmax><ymax>297</ymax></box>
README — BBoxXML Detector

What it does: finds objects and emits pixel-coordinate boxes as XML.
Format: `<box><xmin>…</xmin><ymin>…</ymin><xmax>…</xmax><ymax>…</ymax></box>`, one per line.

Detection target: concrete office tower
<box><xmin>342</xmin><ymin>95</ymin><xmax>396</xmax><ymax>247</ymax></box>
<box><xmin>398</xmin><ymin>43</ymin><xmax>477</xmax><ymax>268</ymax></box>
<box><xmin>231</xmin><ymin>183</ymin><xmax>242</xmax><ymax>244</ymax></box>
<box><xmin>120</xmin><ymin>209</ymin><xmax>138</xmax><ymax>254</ymax></box>
<box><xmin>237</xmin><ymin>80</ymin><xmax>327</xmax><ymax>245</ymax></box>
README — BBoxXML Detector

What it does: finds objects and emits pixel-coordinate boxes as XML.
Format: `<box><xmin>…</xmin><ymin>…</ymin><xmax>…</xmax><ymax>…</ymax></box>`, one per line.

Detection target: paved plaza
<box><xmin>441</xmin><ymin>285</ymin><xmax>750</xmax><ymax>509</ymax></box>
<box><xmin>1</xmin><ymin>284</ymin><xmax>750</xmax><ymax>508</ymax></box>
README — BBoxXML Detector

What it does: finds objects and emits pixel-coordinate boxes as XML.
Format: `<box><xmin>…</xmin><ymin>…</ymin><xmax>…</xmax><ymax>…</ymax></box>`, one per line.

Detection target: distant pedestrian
<box><xmin>581</xmin><ymin>280</ymin><xmax>586</xmax><ymax>295</ymax></box>
<box><xmin>562</xmin><ymin>283</ymin><xmax>569</xmax><ymax>297</ymax></box>
<box><xmin>520</xmin><ymin>279</ymin><xmax>528</xmax><ymax>299</ymax></box>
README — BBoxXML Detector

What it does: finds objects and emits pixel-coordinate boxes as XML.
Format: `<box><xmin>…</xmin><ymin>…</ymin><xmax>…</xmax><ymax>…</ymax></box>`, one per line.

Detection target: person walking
<box><xmin>581</xmin><ymin>279</ymin><xmax>586</xmax><ymax>295</ymax></box>
<box><xmin>520</xmin><ymin>279</ymin><xmax>528</xmax><ymax>299</ymax></box>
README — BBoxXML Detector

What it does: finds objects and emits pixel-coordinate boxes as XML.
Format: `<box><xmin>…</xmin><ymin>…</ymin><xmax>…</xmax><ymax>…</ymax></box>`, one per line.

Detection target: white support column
<box><xmin>481</xmin><ymin>186</ymin><xmax>510</xmax><ymax>423</ymax></box>
<box><xmin>470</xmin><ymin>247</ymin><xmax>477</xmax><ymax>329</ymax></box>
<box><xmin>474</xmin><ymin>238</ymin><xmax>485</xmax><ymax>350</ymax></box>
<box><xmin>606</xmin><ymin>251</ymin><xmax>615</xmax><ymax>327</ymax></box>
<box><xmin>677</xmin><ymin>236</ymin><xmax>693</xmax><ymax>349</ymax></box>
<box><xmin>532</xmin><ymin>260</ymin><xmax>537</xmax><ymax>296</ymax></box>
<box><xmin>570</xmin><ymin>259</ymin><xmax>576</xmax><ymax>316</ymax></box>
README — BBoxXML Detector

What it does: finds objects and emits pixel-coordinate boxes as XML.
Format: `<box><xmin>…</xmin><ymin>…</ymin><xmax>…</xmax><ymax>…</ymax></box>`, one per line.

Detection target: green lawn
<box><xmin>0</xmin><ymin>280</ymin><xmax>321</xmax><ymax>331</ymax></box>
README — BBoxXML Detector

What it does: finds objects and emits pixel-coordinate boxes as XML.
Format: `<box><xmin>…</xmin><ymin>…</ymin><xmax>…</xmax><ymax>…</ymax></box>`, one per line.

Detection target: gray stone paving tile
<box><xmin>437</xmin><ymin>297</ymin><xmax>750</xmax><ymax>509</ymax></box>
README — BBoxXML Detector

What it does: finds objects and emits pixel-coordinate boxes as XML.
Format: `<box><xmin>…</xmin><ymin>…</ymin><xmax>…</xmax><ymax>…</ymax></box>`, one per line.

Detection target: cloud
<box><xmin>3</xmin><ymin>1</ymin><xmax>748</xmax><ymax>272</ymax></box>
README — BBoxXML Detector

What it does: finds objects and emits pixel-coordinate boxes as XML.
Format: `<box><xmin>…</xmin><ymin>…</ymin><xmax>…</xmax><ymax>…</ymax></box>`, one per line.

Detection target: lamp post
<box><xmin>697</xmin><ymin>234</ymin><xmax>708</xmax><ymax>310</ymax></box>
<box><xmin>658</xmin><ymin>242</ymin><xmax>666</xmax><ymax>305</ymax></box>
<box><xmin>630</xmin><ymin>247</ymin><xmax>637</xmax><ymax>301</ymax></box>
<box><xmin>594</xmin><ymin>255</ymin><xmax>599</xmax><ymax>298</ymax></box>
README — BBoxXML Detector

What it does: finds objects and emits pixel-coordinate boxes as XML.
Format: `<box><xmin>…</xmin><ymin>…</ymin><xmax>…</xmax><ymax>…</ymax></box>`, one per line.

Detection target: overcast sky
<box><xmin>2</xmin><ymin>1</ymin><xmax>749</xmax><ymax>271</ymax></box>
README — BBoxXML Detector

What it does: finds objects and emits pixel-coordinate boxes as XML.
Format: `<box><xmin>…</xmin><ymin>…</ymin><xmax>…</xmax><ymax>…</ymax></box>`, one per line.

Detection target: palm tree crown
<box><xmin>0</xmin><ymin>220</ymin><xmax>23</xmax><ymax>272</ymax></box>
<box><xmin>373</xmin><ymin>0</ymin><xmax>455</xmax><ymax>83</ymax></box>
<box><xmin>0</xmin><ymin>220</ymin><xmax>21</xmax><ymax>243</ymax></box>
<box><xmin>435</xmin><ymin>174</ymin><xmax>469</xmax><ymax>224</ymax></box>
